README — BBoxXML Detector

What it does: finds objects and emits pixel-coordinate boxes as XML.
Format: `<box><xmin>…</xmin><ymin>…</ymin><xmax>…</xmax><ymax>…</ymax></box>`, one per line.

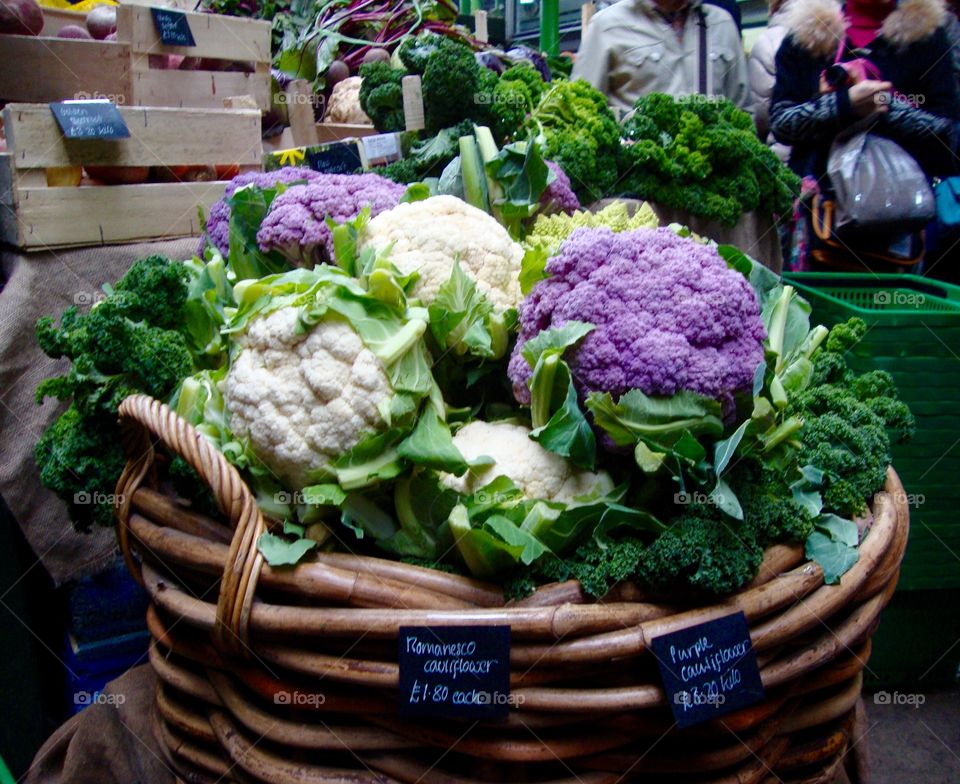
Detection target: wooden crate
<box><xmin>0</xmin><ymin>5</ymin><xmax>271</xmax><ymax>110</ymax></box>
<box><xmin>0</xmin><ymin>102</ymin><xmax>262</xmax><ymax>250</ymax></box>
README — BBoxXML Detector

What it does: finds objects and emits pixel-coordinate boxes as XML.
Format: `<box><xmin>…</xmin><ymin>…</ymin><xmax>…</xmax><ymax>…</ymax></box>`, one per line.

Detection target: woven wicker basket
<box><xmin>114</xmin><ymin>394</ymin><xmax>909</xmax><ymax>784</ymax></box>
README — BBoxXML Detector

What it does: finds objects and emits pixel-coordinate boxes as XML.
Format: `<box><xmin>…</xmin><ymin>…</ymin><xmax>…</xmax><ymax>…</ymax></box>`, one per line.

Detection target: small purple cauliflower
<box><xmin>540</xmin><ymin>161</ymin><xmax>580</xmax><ymax>215</ymax></box>
<box><xmin>256</xmin><ymin>174</ymin><xmax>406</xmax><ymax>267</ymax></box>
<box><xmin>508</xmin><ymin>227</ymin><xmax>766</xmax><ymax>412</ymax></box>
<box><xmin>201</xmin><ymin>167</ymin><xmax>322</xmax><ymax>255</ymax></box>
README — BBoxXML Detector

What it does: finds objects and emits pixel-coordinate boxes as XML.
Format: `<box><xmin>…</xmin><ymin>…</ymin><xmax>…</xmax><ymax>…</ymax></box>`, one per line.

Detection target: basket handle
<box><xmin>115</xmin><ymin>394</ymin><xmax>264</xmax><ymax>658</ymax></box>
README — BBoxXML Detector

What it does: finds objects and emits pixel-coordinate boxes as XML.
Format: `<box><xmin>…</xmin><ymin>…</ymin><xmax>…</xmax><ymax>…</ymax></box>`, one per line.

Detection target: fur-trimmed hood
<box><xmin>785</xmin><ymin>0</ymin><xmax>947</xmax><ymax>57</ymax></box>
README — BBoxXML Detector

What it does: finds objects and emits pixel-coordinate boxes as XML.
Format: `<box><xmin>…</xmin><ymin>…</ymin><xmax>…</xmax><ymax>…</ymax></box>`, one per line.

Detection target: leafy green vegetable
<box><xmin>619</xmin><ymin>94</ymin><xmax>800</xmax><ymax>225</ymax></box>
<box><xmin>805</xmin><ymin>514</ymin><xmax>859</xmax><ymax>584</ymax></box>
<box><xmin>35</xmin><ymin>256</ymin><xmax>220</xmax><ymax>530</ymax></box>
<box><xmin>257</xmin><ymin>532</ymin><xmax>318</xmax><ymax>566</ymax></box>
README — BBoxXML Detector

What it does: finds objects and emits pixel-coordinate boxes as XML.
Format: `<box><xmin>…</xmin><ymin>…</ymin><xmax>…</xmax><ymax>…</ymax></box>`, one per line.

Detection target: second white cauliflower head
<box><xmin>440</xmin><ymin>420</ymin><xmax>612</xmax><ymax>503</ymax></box>
<box><xmin>358</xmin><ymin>195</ymin><xmax>524</xmax><ymax>310</ymax></box>
<box><xmin>224</xmin><ymin>307</ymin><xmax>392</xmax><ymax>489</ymax></box>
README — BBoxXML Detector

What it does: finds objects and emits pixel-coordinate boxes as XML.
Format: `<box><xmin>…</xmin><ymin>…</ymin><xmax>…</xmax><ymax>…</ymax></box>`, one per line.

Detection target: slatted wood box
<box><xmin>0</xmin><ymin>5</ymin><xmax>271</xmax><ymax>110</ymax></box>
<box><xmin>0</xmin><ymin>102</ymin><xmax>261</xmax><ymax>250</ymax></box>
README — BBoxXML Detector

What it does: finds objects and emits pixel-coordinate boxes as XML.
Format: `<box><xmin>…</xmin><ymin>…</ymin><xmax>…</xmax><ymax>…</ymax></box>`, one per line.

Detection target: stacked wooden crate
<box><xmin>0</xmin><ymin>103</ymin><xmax>261</xmax><ymax>249</ymax></box>
<box><xmin>0</xmin><ymin>4</ymin><xmax>271</xmax><ymax>110</ymax></box>
<box><xmin>0</xmin><ymin>5</ymin><xmax>271</xmax><ymax>250</ymax></box>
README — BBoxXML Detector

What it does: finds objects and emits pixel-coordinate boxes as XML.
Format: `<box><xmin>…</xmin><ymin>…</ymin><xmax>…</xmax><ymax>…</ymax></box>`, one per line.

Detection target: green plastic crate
<box><xmin>784</xmin><ymin>273</ymin><xmax>960</xmax><ymax>590</ymax></box>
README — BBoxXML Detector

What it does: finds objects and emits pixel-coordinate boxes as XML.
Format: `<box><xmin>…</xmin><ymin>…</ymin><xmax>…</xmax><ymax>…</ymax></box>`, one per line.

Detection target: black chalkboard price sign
<box><xmin>49</xmin><ymin>101</ymin><xmax>130</xmax><ymax>140</ymax></box>
<box><xmin>651</xmin><ymin>611</ymin><xmax>765</xmax><ymax>729</ymax></box>
<box><xmin>398</xmin><ymin>626</ymin><xmax>511</xmax><ymax>720</ymax></box>
<box><xmin>151</xmin><ymin>8</ymin><xmax>196</xmax><ymax>47</ymax></box>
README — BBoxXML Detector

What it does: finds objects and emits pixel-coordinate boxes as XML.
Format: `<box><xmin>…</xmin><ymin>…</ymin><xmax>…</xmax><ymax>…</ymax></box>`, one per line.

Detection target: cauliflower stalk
<box><xmin>384</xmin><ymin>420</ymin><xmax>655</xmax><ymax>579</ymax></box>
<box><xmin>355</xmin><ymin>195</ymin><xmax>524</xmax><ymax>360</ymax></box>
<box><xmin>173</xmin><ymin>266</ymin><xmax>471</xmax><ymax>524</ymax></box>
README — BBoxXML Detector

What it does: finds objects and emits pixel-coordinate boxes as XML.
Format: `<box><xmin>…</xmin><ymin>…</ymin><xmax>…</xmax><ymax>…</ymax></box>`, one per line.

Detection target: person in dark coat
<box><xmin>769</xmin><ymin>0</ymin><xmax>958</xmax><ymax>269</ymax></box>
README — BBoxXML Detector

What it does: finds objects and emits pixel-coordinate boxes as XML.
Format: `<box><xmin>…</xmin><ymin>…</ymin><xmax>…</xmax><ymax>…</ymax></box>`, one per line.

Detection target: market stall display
<box><xmin>0</xmin><ymin>103</ymin><xmax>261</xmax><ymax>249</ymax></box>
<box><xmin>23</xmin><ymin>148</ymin><xmax>913</xmax><ymax>780</ymax></box>
<box><xmin>0</xmin><ymin>1</ymin><xmax>934</xmax><ymax>779</ymax></box>
<box><xmin>0</xmin><ymin>4</ymin><xmax>272</xmax><ymax>109</ymax></box>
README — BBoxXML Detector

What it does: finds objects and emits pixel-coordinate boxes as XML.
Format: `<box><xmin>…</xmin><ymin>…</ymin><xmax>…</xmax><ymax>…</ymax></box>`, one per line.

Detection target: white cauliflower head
<box><xmin>223</xmin><ymin>307</ymin><xmax>392</xmax><ymax>489</ymax></box>
<box><xmin>440</xmin><ymin>420</ymin><xmax>612</xmax><ymax>504</ymax></box>
<box><xmin>358</xmin><ymin>195</ymin><xmax>524</xmax><ymax>310</ymax></box>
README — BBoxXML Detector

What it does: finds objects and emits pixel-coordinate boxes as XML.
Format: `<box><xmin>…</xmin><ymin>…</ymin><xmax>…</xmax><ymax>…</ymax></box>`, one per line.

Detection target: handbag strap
<box><xmin>698</xmin><ymin>8</ymin><xmax>708</xmax><ymax>95</ymax></box>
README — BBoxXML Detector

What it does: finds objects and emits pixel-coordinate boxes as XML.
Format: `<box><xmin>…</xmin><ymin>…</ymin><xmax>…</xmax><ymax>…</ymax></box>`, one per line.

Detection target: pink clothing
<box><xmin>846</xmin><ymin>0</ymin><xmax>896</xmax><ymax>48</ymax></box>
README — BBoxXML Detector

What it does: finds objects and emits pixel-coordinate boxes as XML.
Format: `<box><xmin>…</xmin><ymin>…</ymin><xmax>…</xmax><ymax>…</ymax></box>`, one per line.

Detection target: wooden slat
<box><xmin>315</xmin><ymin>123</ymin><xmax>378</xmax><ymax>144</ymax></box>
<box><xmin>129</xmin><ymin>67</ymin><xmax>270</xmax><ymax>111</ymax></box>
<box><xmin>8</xmin><ymin>181</ymin><xmax>226</xmax><ymax>248</ymax></box>
<box><xmin>0</xmin><ymin>37</ymin><xmax>131</xmax><ymax>104</ymax></box>
<box><xmin>3</xmin><ymin>104</ymin><xmax>262</xmax><ymax>168</ymax></box>
<box><xmin>286</xmin><ymin>79</ymin><xmax>320</xmax><ymax>148</ymax></box>
<box><xmin>117</xmin><ymin>5</ymin><xmax>271</xmax><ymax>62</ymax></box>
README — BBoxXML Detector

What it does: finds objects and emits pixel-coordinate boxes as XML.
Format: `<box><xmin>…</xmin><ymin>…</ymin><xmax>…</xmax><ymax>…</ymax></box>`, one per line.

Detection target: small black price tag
<box><xmin>49</xmin><ymin>101</ymin><xmax>130</xmax><ymax>140</ymax></box>
<box><xmin>151</xmin><ymin>8</ymin><xmax>196</xmax><ymax>47</ymax></box>
<box><xmin>651</xmin><ymin>611</ymin><xmax>765</xmax><ymax>729</ymax></box>
<box><xmin>398</xmin><ymin>626</ymin><xmax>511</xmax><ymax>720</ymax></box>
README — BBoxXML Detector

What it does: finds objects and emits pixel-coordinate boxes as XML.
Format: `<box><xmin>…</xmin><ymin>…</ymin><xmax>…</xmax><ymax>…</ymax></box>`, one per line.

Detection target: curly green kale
<box><xmin>790</xmin><ymin>318</ymin><xmax>915</xmax><ymax>517</ymax></box>
<box><xmin>421</xmin><ymin>37</ymin><xmax>486</xmax><ymax>132</ymax></box>
<box><xmin>524</xmin><ymin>80</ymin><xmax>621</xmax><ymax>201</ymax></box>
<box><xmin>35</xmin><ymin>256</ymin><xmax>198</xmax><ymax>530</ymax></box>
<box><xmin>358</xmin><ymin>62</ymin><xmax>406</xmax><ymax>132</ymax></box>
<box><xmin>619</xmin><ymin>94</ymin><xmax>800</xmax><ymax>225</ymax></box>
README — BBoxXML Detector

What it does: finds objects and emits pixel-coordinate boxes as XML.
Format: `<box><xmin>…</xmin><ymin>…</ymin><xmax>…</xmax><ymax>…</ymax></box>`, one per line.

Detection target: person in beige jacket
<box><xmin>571</xmin><ymin>0</ymin><xmax>751</xmax><ymax>114</ymax></box>
<box><xmin>747</xmin><ymin>1</ymin><xmax>791</xmax><ymax>162</ymax></box>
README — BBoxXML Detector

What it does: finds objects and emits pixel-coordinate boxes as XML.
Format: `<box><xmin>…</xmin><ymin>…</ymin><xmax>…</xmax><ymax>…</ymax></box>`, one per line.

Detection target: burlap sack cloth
<box><xmin>0</xmin><ymin>238</ymin><xmax>199</xmax><ymax>586</ymax></box>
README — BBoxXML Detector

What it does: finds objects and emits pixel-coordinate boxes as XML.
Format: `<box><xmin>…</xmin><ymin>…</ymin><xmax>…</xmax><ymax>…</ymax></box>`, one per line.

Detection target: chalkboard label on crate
<box><xmin>151</xmin><ymin>8</ymin><xmax>196</xmax><ymax>47</ymax></box>
<box><xmin>651</xmin><ymin>611</ymin><xmax>765</xmax><ymax>729</ymax></box>
<box><xmin>398</xmin><ymin>626</ymin><xmax>511</xmax><ymax>720</ymax></box>
<box><xmin>50</xmin><ymin>101</ymin><xmax>130</xmax><ymax>140</ymax></box>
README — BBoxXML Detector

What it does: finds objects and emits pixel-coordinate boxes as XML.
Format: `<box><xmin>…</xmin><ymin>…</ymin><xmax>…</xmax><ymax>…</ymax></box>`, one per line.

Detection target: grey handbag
<box><xmin>827</xmin><ymin>131</ymin><xmax>935</xmax><ymax>233</ymax></box>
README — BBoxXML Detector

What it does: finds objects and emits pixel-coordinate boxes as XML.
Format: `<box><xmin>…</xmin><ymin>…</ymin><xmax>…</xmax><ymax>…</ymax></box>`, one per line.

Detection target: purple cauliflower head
<box><xmin>201</xmin><ymin>167</ymin><xmax>322</xmax><ymax>256</ymax></box>
<box><xmin>256</xmin><ymin>174</ymin><xmax>406</xmax><ymax>267</ymax></box>
<box><xmin>540</xmin><ymin>161</ymin><xmax>580</xmax><ymax>215</ymax></box>
<box><xmin>508</xmin><ymin>227</ymin><xmax>766</xmax><ymax>413</ymax></box>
